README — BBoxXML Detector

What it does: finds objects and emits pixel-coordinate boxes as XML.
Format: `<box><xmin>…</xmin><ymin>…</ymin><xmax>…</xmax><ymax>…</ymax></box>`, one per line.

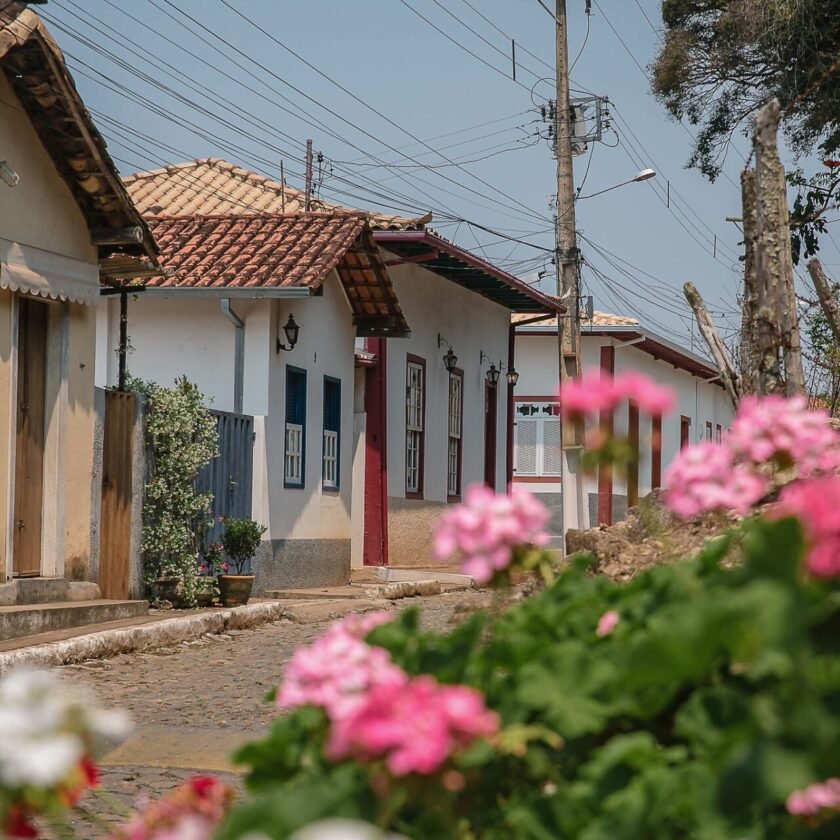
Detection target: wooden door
<box><xmin>13</xmin><ymin>298</ymin><xmax>48</xmax><ymax>577</ymax></box>
<box><xmin>100</xmin><ymin>390</ymin><xmax>136</xmax><ymax>599</ymax></box>
<box><xmin>363</xmin><ymin>339</ymin><xmax>388</xmax><ymax>566</ymax></box>
<box><xmin>484</xmin><ymin>383</ymin><xmax>498</xmax><ymax>490</ymax></box>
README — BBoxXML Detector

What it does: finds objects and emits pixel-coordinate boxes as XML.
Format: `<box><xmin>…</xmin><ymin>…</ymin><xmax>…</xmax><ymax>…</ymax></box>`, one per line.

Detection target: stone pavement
<box><xmin>54</xmin><ymin>590</ymin><xmax>489</xmax><ymax>837</ymax></box>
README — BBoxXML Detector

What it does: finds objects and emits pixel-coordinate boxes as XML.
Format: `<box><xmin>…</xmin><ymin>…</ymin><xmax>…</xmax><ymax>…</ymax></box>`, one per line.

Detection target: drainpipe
<box><xmin>506</xmin><ymin>323</ymin><xmax>515</xmax><ymax>488</ymax></box>
<box><xmin>220</xmin><ymin>299</ymin><xmax>244</xmax><ymax>414</ymax></box>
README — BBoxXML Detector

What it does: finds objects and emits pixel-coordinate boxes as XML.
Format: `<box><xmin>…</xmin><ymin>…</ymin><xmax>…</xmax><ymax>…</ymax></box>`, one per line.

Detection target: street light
<box><xmin>276</xmin><ymin>313</ymin><xmax>300</xmax><ymax>352</ymax></box>
<box><xmin>438</xmin><ymin>334</ymin><xmax>458</xmax><ymax>373</ymax></box>
<box><xmin>577</xmin><ymin>168</ymin><xmax>656</xmax><ymax>200</ymax></box>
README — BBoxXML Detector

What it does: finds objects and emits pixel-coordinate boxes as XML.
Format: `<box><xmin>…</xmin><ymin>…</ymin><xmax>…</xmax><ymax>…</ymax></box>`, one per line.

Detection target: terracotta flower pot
<box><xmin>217</xmin><ymin>574</ymin><xmax>254</xmax><ymax>607</ymax></box>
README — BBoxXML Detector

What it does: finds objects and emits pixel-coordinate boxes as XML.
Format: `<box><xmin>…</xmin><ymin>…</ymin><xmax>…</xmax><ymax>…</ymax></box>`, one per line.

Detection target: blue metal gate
<box><xmin>196</xmin><ymin>410</ymin><xmax>254</xmax><ymax>546</ymax></box>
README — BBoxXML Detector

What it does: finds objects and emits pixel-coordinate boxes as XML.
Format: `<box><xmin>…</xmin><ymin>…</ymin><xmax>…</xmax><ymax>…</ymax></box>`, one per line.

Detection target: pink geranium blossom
<box><xmin>559</xmin><ymin>371</ymin><xmax>675</xmax><ymax>420</ymax></box>
<box><xmin>775</xmin><ymin>477</ymin><xmax>840</xmax><ymax>577</ymax></box>
<box><xmin>277</xmin><ymin>612</ymin><xmax>405</xmax><ymax>720</ymax></box>
<box><xmin>611</xmin><ymin>371</ymin><xmax>676</xmax><ymax>416</ymax></box>
<box><xmin>327</xmin><ymin>675</ymin><xmax>499</xmax><ymax>776</ymax></box>
<box><xmin>727</xmin><ymin>395</ymin><xmax>840</xmax><ymax>477</ymax></box>
<box><xmin>433</xmin><ymin>484</ymin><xmax>550</xmax><ymax>583</ymax></box>
<box><xmin>596</xmin><ymin>610</ymin><xmax>620</xmax><ymax>638</ymax></box>
<box><xmin>786</xmin><ymin>777</ymin><xmax>840</xmax><ymax>817</ymax></box>
<box><xmin>663</xmin><ymin>442</ymin><xmax>767</xmax><ymax>519</ymax></box>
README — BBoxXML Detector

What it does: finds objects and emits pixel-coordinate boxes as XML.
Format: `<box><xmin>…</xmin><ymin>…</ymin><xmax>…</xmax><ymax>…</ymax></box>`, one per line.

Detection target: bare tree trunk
<box><xmin>753</xmin><ymin>99</ymin><xmax>805</xmax><ymax>395</ymax></box>
<box><xmin>753</xmin><ymin>100</ymin><xmax>788</xmax><ymax>395</ymax></box>
<box><xmin>740</xmin><ymin>170</ymin><xmax>759</xmax><ymax>394</ymax></box>
<box><xmin>683</xmin><ymin>282</ymin><xmax>741</xmax><ymax>408</ymax></box>
<box><xmin>807</xmin><ymin>258</ymin><xmax>840</xmax><ymax>343</ymax></box>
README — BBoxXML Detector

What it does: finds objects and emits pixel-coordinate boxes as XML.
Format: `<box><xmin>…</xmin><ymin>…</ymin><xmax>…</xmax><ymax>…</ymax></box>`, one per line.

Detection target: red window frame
<box><xmin>405</xmin><ymin>354</ymin><xmax>426</xmax><ymax>499</ymax></box>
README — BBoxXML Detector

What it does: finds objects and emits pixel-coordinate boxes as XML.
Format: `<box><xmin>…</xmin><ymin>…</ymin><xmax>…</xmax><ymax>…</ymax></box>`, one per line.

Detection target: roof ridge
<box><xmin>146</xmin><ymin>210</ymin><xmax>369</xmax><ymax>221</ymax></box>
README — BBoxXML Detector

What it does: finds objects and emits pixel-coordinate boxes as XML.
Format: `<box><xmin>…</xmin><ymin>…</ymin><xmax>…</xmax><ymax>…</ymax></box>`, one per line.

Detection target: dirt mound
<box><xmin>565</xmin><ymin>491</ymin><xmax>738</xmax><ymax>582</ymax></box>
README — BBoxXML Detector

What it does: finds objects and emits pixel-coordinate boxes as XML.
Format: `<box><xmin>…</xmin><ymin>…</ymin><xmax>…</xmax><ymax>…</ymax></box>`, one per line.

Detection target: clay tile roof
<box><xmin>512</xmin><ymin>310</ymin><xmax>638</xmax><ymax>327</ymax></box>
<box><xmin>124</xmin><ymin>158</ymin><xmax>431</xmax><ymax>231</ymax></box>
<box><xmin>0</xmin><ymin>4</ymin><xmax>158</xmax><ymax>271</ymax></box>
<box><xmin>146</xmin><ymin>213</ymin><xmax>410</xmax><ymax>337</ymax></box>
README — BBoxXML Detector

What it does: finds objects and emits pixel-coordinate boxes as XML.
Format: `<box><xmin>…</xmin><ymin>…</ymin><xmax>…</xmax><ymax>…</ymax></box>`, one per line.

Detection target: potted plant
<box><xmin>195</xmin><ymin>542</ymin><xmax>224</xmax><ymax>607</ymax></box>
<box><xmin>218</xmin><ymin>518</ymin><xmax>266</xmax><ymax>607</ymax></box>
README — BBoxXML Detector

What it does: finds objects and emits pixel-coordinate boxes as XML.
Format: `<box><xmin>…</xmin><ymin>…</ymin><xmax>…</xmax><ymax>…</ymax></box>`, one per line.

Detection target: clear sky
<box><xmin>40</xmin><ymin>0</ymin><xmax>799</xmax><ymax>348</ymax></box>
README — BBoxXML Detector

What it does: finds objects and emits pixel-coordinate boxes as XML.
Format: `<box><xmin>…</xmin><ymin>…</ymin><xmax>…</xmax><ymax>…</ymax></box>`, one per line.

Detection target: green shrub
<box><xmin>219</xmin><ymin>517</ymin><xmax>840</xmax><ymax>839</ymax></box>
<box><xmin>220</xmin><ymin>518</ymin><xmax>267</xmax><ymax>575</ymax></box>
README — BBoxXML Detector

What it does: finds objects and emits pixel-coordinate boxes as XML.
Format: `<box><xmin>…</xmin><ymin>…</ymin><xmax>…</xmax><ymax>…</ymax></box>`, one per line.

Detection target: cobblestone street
<box><xmin>55</xmin><ymin>593</ymin><xmax>483</xmax><ymax>837</ymax></box>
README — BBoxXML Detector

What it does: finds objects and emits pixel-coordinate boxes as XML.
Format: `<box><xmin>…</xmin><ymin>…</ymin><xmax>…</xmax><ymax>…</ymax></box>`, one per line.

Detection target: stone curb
<box><xmin>363</xmin><ymin>580</ymin><xmax>442</xmax><ymax>600</ymax></box>
<box><xmin>0</xmin><ymin>601</ymin><xmax>288</xmax><ymax>674</ymax></box>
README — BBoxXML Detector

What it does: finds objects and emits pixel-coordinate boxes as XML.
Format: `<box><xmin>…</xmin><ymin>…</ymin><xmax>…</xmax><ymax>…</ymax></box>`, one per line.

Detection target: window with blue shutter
<box><xmin>285</xmin><ymin>367</ymin><xmax>306</xmax><ymax>487</ymax></box>
<box><xmin>323</xmin><ymin>377</ymin><xmax>341</xmax><ymax>489</ymax></box>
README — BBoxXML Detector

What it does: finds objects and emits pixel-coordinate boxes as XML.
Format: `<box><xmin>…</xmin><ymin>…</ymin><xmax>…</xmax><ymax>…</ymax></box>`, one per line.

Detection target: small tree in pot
<box><xmin>218</xmin><ymin>518</ymin><xmax>267</xmax><ymax>607</ymax></box>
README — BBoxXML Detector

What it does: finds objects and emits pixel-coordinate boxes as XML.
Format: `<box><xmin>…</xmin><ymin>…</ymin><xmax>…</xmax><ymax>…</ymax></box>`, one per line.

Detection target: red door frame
<box><xmin>597</xmin><ymin>345</ymin><xmax>615</xmax><ymax>525</ymax></box>
<box><xmin>484</xmin><ymin>382</ymin><xmax>498</xmax><ymax>489</ymax></box>
<box><xmin>363</xmin><ymin>338</ymin><xmax>389</xmax><ymax>566</ymax></box>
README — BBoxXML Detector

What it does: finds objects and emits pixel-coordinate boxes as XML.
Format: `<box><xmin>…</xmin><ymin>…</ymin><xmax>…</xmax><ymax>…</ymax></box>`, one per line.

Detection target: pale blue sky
<box><xmin>41</xmin><ymin>0</ymin><xmax>820</xmax><ymax>347</ymax></box>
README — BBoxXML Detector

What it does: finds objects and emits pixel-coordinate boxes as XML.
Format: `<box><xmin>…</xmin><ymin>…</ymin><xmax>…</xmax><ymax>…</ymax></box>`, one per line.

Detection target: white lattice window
<box><xmin>285</xmin><ymin>423</ymin><xmax>303</xmax><ymax>485</ymax></box>
<box><xmin>513</xmin><ymin>402</ymin><xmax>563</xmax><ymax>478</ymax></box>
<box><xmin>322</xmin><ymin>430</ymin><xmax>338</xmax><ymax>489</ymax></box>
<box><xmin>447</xmin><ymin>373</ymin><xmax>463</xmax><ymax>496</ymax></box>
<box><xmin>406</xmin><ymin>361</ymin><xmax>424</xmax><ymax>494</ymax></box>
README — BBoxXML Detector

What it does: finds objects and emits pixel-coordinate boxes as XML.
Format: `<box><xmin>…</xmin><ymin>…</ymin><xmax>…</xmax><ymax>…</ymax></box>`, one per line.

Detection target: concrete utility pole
<box><xmin>555</xmin><ymin>0</ymin><xmax>588</xmax><ymax>537</ymax></box>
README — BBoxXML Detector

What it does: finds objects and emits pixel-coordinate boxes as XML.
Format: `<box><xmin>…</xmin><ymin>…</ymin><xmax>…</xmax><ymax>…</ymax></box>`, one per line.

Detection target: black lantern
<box><xmin>486</xmin><ymin>364</ymin><xmax>501</xmax><ymax>386</ymax></box>
<box><xmin>276</xmin><ymin>314</ymin><xmax>300</xmax><ymax>353</ymax></box>
<box><xmin>442</xmin><ymin>347</ymin><xmax>458</xmax><ymax>373</ymax></box>
<box><xmin>506</xmin><ymin>367</ymin><xmax>519</xmax><ymax>387</ymax></box>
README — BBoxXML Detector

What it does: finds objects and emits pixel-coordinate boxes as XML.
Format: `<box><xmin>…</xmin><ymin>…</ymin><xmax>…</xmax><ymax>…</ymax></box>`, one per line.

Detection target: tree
<box><xmin>652</xmin><ymin>0</ymin><xmax>840</xmax><ymax>262</ymax></box>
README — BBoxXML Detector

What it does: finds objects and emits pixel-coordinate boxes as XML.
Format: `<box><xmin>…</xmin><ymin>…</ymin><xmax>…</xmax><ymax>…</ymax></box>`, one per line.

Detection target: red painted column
<box><xmin>506</xmin><ymin>323</ymin><xmax>515</xmax><ymax>488</ymax></box>
<box><xmin>651</xmin><ymin>414</ymin><xmax>662</xmax><ymax>490</ymax></box>
<box><xmin>597</xmin><ymin>345</ymin><xmax>615</xmax><ymax>525</ymax></box>
<box><xmin>363</xmin><ymin>338</ymin><xmax>389</xmax><ymax>566</ymax></box>
<box><xmin>627</xmin><ymin>399</ymin><xmax>639</xmax><ymax>508</ymax></box>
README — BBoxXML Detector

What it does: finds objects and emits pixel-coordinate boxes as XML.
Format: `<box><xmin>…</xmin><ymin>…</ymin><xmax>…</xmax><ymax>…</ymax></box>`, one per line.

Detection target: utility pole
<box><xmin>304</xmin><ymin>139</ymin><xmax>313</xmax><ymax>212</ymax></box>
<box><xmin>555</xmin><ymin>0</ymin><xmax>588</xmax><ymax>537</ymax></box>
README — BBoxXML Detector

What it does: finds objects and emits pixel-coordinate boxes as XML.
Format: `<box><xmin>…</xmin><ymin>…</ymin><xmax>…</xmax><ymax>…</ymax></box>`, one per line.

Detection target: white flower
<box><xmin>290</xmin><ymin>820</ymin><xmax>409</xmax><ymax>840</ymax></box>
<box><xmin>0</xmin><ymin>734</ymin><xmax>82</xmax><ymax>787</ymax></box>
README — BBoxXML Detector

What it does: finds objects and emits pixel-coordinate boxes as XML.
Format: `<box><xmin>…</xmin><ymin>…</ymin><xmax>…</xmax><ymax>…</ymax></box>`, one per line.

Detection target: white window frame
<box><xmin>406</xmin><ymin>359</ymin><xmax>424</xmax><ymax>495</ymax></box>
<box><xmin>513</xmin><ymin>401</ymin><xmax>562</xmax><ymax>479</ymax></box>
<box><xmin>322</xmin><ymin>429</ymin><xmax>338</xmax><ymax>489</ymax></box>
<box><xmin>447</xmin><ymin>372</ymin><xmax>463</xmax><ymax>497</ymax></box>
<box><xmin>285</xmin><ymin>423</ymin><xmax>304</xmax><ymax>486</ymax></box>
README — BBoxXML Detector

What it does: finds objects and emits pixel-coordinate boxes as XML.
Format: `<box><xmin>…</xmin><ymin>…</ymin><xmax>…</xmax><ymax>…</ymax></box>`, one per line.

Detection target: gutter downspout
<box><xmin>220</xmin><ymin>299</ymin><xmax>244</xmax><ymax>414</ymax></box>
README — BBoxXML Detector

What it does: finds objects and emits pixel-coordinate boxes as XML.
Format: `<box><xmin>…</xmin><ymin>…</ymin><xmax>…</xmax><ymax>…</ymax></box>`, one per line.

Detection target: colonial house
<box><xmin>0</xmin><ymin>5</ymin><xmax>158</xmax><ymax>601</ymax></box>
<box><xmin>513</xmin><ymin>312</ymin><xmax>736</xmax><ymax>532</ymax></box>
<box><xmin>97</xmin><ymin>158</ymin><xmax>560</xmax><ymax>586</ymax></box>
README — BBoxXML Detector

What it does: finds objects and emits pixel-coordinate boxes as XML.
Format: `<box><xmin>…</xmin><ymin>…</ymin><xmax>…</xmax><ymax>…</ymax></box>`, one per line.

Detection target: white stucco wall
<box><xmin>386</xmin><ymin>262</ymin><xmax>512</xmax><ymax>502</ymax></box>
<box><xmin>95</xmin><ymin>273</ymin><xmax>357</xmax><ymax>546</ymax></box>
<box><xmin>514</xmin><ymin>331</ymin><xmax>736</xmax><ymax>502</ymax></box>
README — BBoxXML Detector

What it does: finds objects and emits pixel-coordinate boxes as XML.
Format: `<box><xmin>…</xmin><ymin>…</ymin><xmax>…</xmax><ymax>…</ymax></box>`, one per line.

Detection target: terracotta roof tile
<box><xmin>146</xmin><ymin>213</ymin><xmax>409</xmax><ymax>337</ymax></box>
<box><xmin>512</xmin><ymin>310</ymin><xmax>638</xmax><ymax>328</ymax></box>
<box><xmin>124</xmin><ymin>158</ymin><xmax>431</xmax><ymax>231</ymax></box>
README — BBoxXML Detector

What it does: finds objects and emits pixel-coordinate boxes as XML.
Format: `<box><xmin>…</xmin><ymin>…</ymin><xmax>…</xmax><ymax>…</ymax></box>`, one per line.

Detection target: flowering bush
<box><xmin>141</xmin><ymin>377</ymin><xmax>218</xmax><ymax>607</ymax></box>
<box><xmin>0</xmin><ymin>668</ymin><xmax>131</xmax><ymax>837</ymax></box>
<box><xmin>217</xmin><ymin>510</ymin><xmax>840</xmax><ymax>839</ymax></box>
<box><xmin>108</xmin><ymin>775</ymin><xmax>234</xmax><ymax>839</ymax></box>
<box><xmin>433</xmin><ymin>483</ymin><xmax>550</xmax><ymax>584</ymax></box>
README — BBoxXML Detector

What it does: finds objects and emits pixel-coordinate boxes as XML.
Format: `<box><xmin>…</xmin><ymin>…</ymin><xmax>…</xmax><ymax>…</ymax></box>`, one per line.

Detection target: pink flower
<box><xmin>433</xmin><ymin>485</ymin><xmax>550</xmax><ymax>584</ymax></box>
<box><xmin>663</xmin><ymin>442</ymin><xmax>767</xmax><ymax>519</ymax></box>
<box><xmin>596</xmin><ymin>610</ymin><xmax>620</xmax><ymax>637</ymax></box>
<box><xmin>727</xmin><ymin>395</ymin><xmax>840</xmax><ymax>478</ymax></box>
<box><xmin>558</xmin><ymin>371</ymin><xmax>676</xmax><ymax>419</ymax></box>
<box><xmin>775</xmin><ymin>477</ymin><xmax>840</xmax><ymax>577</ymax></box>
<box><xmin>558</xmin><ymin>373</ymin><xmax>619</xmax><ymax>418</ymax></box>
<box><xmin>612</xmin><ymin>371</ymin><xmax>676</xmax><ymax>416</ymax></box>
<box><xmin>277</xmin><ymin>612</ymin><xmax>405</xmax><ymax>720</ymax></box>
<box><xmin>786</xmin><ymin>778</ymin><xmax>840</xmax><ymax>817</ymax></box>
<box><xmin>327</xmin><ymin>675</ymin><xmax>498</xmax><ymax>776</ymax></box>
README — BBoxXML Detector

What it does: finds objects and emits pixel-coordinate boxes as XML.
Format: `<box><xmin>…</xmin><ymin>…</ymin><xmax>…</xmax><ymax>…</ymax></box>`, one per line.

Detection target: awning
<box><xmin>0</xmin><ymin>238</ymin><xmax>100</xmax><ymax>305</ymax></box>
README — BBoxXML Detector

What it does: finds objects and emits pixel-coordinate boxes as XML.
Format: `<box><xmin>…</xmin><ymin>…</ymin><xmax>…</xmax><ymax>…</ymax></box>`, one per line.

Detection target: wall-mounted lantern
<box><xmin>505</xmin><ymin>366</ymin><xmax>519</xmax><ymax>387</ymax></box>
<box><xmin>438</xmin><ymin>333</ymin><xmax>458</xmax><ymax>373</ymax></box>
<box><xmin>276</xmin><ymin>313</ymin><xmax>300</xmax><ymax>353</ymax></box>
<box><xmin>486</xmin><ymin>364</ymin><xmax>501</xmax><ymax>386</ymax></box>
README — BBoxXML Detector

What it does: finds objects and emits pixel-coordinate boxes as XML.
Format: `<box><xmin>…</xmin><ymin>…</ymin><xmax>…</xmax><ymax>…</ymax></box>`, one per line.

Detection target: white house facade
<box><xmin>513</xmin><ymin>313</ymin><xmax>736</xmax><ymax>533</ymax></box>
<box><xmin>95</xmin><ymin>212</ymin><xmax>408</xmax><ymax>591</ymax></box>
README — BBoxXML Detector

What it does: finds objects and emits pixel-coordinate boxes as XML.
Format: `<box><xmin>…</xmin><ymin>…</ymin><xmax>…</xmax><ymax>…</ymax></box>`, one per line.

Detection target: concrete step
<box><xmin>0</xmin><ymin>578</ymin><xmax>102</xmax><ymax>606</ymax></box>
<box><xmin>0</xmin><ymin>599</ymin><xmax>149</xmax><ymax>642</ymax></box>
<box><xmin>372</xmin><ymin>567</ymin><xmax>475</xmax><ymax>587</ymax></box>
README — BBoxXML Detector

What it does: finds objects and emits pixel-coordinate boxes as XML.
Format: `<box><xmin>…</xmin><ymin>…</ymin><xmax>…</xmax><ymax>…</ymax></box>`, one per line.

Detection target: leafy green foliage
<box><xmin>141</xmin><ymin>377</ymin><xmax>218</xmax><ymax>606</ymax></box>
<box><xmin>220</xmin><ymin>517</ymin><xmax>267</xmax><ymax>575</ymax></box>
<box><xmin>219</xmin><ymin>518</ymin><xmax>840</xmax><ymax>838</ymax></box>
